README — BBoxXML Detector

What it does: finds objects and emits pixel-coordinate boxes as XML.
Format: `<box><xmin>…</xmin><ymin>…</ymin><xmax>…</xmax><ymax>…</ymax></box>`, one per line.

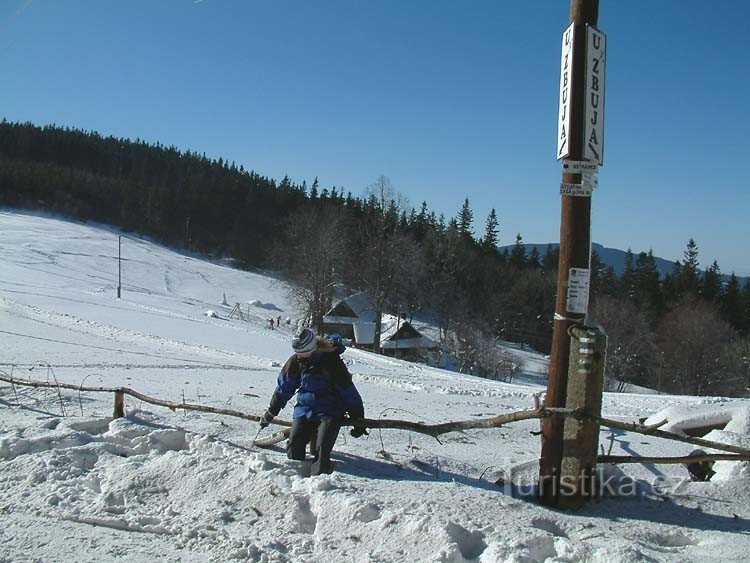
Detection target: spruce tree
<box><xmin>720</xmin><ymin>273</ymin><xmax>743</xmax><ymax>330</ymax></box>
<box><xmin>510</xmin><ymin>233</ymin><xmax>526</xmax><ymax>269</ymax></box>
<box><xmin>703</xmin><ymin>260</ymin><xmax>722</xmax><ymax>302</ymax></box>
<box><xmin>635</xmin><ymin>250</ymin><xmax>663</xmax><ymax>324</ymax></box>
<box><xmin>600</xmin><ymin>265</ymin><xmax>618</xmax><ymax>297</ymax></box>
<box><xmin>457</xmin><ymin>197</ymin><xmax>474</xmax><ymax>239</ymax></box>
<box><xmin>481</xmin><ymin>208</ymin><xmax>499</xmax><ymax>252</ymax></box>
<box><xmin>528</xmin><ymin>247</ymin><xmax>541</xmax><ymax>269</ymax></box>
<box><xmin>621</xmin><ymin>249</ymin><xmax>637</xmax><ymax>300</ymax></box>
<box><xmin>590</xmin><ymin>249</ymin><xmax>605</xmax><ymax>297</ymax></box>
<box><xmin>541</xmin><ymin>244</ymin><xmax>558</xmax><ymax>273</ymax></box>
<box><xmin>679</xmin><ymin>238</ymin><xmax>701</xmax><ymax>296</ymax></box>
<box><xmin>743</xmin><ymin>280</ymin><xmax>750</xmax><ymax>334</ymax></box>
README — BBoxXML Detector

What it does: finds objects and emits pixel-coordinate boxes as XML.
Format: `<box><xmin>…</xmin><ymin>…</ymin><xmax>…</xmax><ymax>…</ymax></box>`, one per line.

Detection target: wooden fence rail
<box><xmin>2</xmin><ymin>372</ymin><xmax>749</xmax><ymax>464</ymax></box>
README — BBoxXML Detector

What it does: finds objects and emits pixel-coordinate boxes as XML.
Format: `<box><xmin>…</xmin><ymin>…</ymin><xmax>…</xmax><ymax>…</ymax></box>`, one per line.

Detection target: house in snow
<box><xmin>380</xmin><ymin>319</ymin><xmax>440</xmax><ymax>363</ymax></box>
<box><xmin>321</xmin><ymin>292</ymin><xmax>377</xmax><ymax>349</ymax></box>
<box><xmin>322</xmin><ymin>292</ymin><xmax>439</xmax><ymax>361</ymax></box>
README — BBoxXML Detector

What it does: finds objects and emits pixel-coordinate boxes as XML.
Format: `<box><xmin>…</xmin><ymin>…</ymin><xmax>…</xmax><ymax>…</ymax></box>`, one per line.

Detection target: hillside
<box><xmin>1</xmin><ymin>211</ymin><xmax>749</xmax><ymax>562</ymax></box>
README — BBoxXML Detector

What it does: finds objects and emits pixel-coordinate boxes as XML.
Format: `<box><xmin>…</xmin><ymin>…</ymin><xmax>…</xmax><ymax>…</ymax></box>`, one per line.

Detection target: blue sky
<box><xmin>2</xmin><ymin>0</ymin><xmax>749</xmax><ymax>275</ymax></box>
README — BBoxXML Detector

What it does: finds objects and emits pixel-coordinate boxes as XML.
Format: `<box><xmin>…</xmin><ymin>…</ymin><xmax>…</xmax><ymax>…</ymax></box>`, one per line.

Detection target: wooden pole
<box><xmin>540</xmin><ymin>0</ymin><xmax>600</xmax><ymax>507</ymax></box>
<box><xmin>113</xmin><ymin>389</ymin><xmax>125</xmax><ymax>418</ymax></box>
<box><xmin>559</xmin><ymin>325</ymin><xmax>606</xmax><ymax>508</ymax></box>
<box><xmin>117</xmin><ymin>235</ymin><xmax>122</xmax><ymax>299</ymax></box>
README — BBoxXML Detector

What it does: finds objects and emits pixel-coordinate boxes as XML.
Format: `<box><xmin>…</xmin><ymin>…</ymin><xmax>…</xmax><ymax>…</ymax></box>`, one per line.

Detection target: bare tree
<box><xmin>422</xmin><ymin>226</ymin><xmax>467</xmax><ymax>346</ymax></box>
<box><xmin>273</xmin><ymin>205</ymin><xmax>343</xmax><ymax>331</ymax></box>
<box><xmin>346</xmin><ymin>176</ymin><xmax>417</xmax><ymax>350</ymax></box>
<box><xmin>589</xmin><ymin>295</ymin><xmax>657</xmax><ymax>392</ymax></box>
<box><xmin>720</xmin><ymin>338</ymin><xmax>750</xmax><ymax>397</ymax></box>
<box><xmin>446</xmin><ymin>324</ymin><xmax>521</xmax><ymax>380</ymax></box>
<box><xmin>656</xmin><ymin>298</ymin><xmax>737</xmax><ymax>395</ymax></box>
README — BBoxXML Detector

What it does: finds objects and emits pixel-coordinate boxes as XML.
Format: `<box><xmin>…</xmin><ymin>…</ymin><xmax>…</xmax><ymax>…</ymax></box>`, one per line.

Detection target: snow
<box><xmin>1</xmin><ymin>210</ymin><xmax>749</xmax><ymax>562</ymax></box>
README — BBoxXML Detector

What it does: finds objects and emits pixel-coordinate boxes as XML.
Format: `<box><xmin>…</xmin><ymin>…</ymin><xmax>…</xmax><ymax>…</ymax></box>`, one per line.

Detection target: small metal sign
<box><xmin>560</xmin><ymin>183</ymin><xmax>593</xmax><ymax>197</ymax></box>
<box><xmin>562</xmin><ymin>160</ymin><xmax>598</xmax><ymax>173</ymax></box>
<box><xmin>557</xmin><ymin>22</ymin><xmax>575</xmax><ymax>160</ymax></box>
<box><xmin>584</xmin><ymin>25</ymin><xmax>606</xmax><ymax>165</ymax></box>
<box><xmin>566</xmin><ymin>268</ymin><xmax>591</xmax><ymax>314</ymax></box>
<box><xmin>581</xmin><ymin>173</ymin><xmax>598</xmax><ymax>189</ymax></box>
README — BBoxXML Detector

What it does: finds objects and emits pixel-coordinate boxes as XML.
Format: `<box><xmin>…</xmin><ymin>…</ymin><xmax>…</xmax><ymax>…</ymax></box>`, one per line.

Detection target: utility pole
<box><xmin>539</xmin><ymin>0</ymin><xmax>600</xmax><ymax>507</ymax></box>
<box><xmin>117</xmin><ymin>235</ymin><xmax>122</xmax><ymax>299</ymax></box>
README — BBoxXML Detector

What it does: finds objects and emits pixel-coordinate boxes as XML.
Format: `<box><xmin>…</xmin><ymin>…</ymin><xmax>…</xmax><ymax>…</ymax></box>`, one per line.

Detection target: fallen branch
<box><xmin>594</xmin><ymin>415</ymin><xmax>750</xmax><ymax>457</ymax></box>
<box><xmin>121</xmin><ymin>386</ymin><xmax>293</xmax><ymax>427</ymax></box>
<box><xmin>2</xmin><ymin>373</ymin><xmax>750</xmax><ymax>461</ymax></box>
<box><xmin>0</xmin><ymin>373</ymin><xmax>287</xmax><ymax>427</ymax></box>
<box><xmin>598</xmin><ymin>454</ymin><xmax>750</xmax><ymax>465</ymax></box>
<box><xmin>0</xmin><ymin>373</ymin><xmax>563</xmax><ymax>435</ymax></box>
<box><xmin>361</xmin><ymin>407</ymin><xmax>567</xmax><ymax>437</ymax></box>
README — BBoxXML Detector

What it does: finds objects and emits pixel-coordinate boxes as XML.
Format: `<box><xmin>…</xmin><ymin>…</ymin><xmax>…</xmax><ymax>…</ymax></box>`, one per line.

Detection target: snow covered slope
<box><xmin>1</xmin><ymin>210</ymin><xmax>749</xmax><ymax>562</ymax></box>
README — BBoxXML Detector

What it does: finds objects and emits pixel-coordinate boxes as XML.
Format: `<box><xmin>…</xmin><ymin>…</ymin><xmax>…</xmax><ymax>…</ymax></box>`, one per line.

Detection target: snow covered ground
<box><xmin>1</xmin><ymin>210</ymin><xmax>749</xmax><ymax>562</ymax></box>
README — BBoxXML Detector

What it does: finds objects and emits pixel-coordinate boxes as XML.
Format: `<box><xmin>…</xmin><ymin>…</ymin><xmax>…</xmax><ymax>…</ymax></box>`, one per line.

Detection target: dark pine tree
<box><xmin>635</xmin><ymin>250</ymin><xmax>664</xmax><ymax>324</ymax></box>
<box><xmin>528</xmin><ymin>247</ymin><xmax>541</xmax><ymax>270</ymax></box>
<box><xmin>456</xmin><ymin>197</ymin><xmax>474</xmax><ymax>239</ymax></box>
<box><xmin>481</xmin><ymin>208</ymin><xmax>499</xmax><ymax>253</ymax></box>
<box><xmin>509</xmin><ymin>233</ymin><xmax>526</xmax><ymax>269</ymax></box>
<box><xmin>679</xmin><ymin>238</ymin><xmax>701</xmax><ymax>297</ymax></box>
<box><xmin>621</xmin><ymin>249</ymin><xmax>637</xmax><ymax>301</ymax></box>
<box><xmin>720</xmin><ymin>273</ymin><xmax>743</xmax><ymax>330</ymax></box>
<box><xmin>702</xmin><ymin>260</ymin><xmax>722</xmax><ymax>302</ymax></box>
<box><xmin>541</xmin><ymin>243</ymin><xmax>558</xmax><ymax>274</ymax></box>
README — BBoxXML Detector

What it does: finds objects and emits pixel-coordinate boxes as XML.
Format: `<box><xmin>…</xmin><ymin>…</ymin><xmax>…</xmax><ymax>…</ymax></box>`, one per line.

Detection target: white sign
<box><xmin>557</xmin><ymin>22</ymin><xmax>575</xmax><ymax>160</ymax></box>
<box><xmin>562</xmin><ymin>159</ymin><xmax>598</xmax><ymax>173</ymax></box>
<box><xmin>584</xmin><ymin>25</ymin><xmax>606</xmax><ymax>165</ymax></box>
<box><xmin>566</xmin><ymin>268</ymin><xmax>591</xmax><ymax>314</ymax></box>
<box><xmin>581</xmin><ymin>172</ymin><xmax>598</xmax><ymax>189</ymax></box>
<box><xmin>560</xmin><ymin>183</ymin><xmax>592</xmax><ymax>197</ymax></box>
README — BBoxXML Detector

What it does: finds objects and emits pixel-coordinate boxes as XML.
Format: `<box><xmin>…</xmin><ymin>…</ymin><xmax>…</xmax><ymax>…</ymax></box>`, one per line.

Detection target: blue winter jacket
<box><xmin>268</xmin><ymin>346</ymin><xmax>364</xmax><ymax>421</ymax></box>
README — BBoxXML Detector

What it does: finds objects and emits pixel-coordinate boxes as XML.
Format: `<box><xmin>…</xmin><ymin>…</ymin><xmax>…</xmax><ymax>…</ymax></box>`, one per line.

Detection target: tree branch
<box><xmin>3</xmin><ymin>373</ymin><xmax>750</xmax><ymax>460</ymax></box>
<box><xmin>598</xmin><ymin>454</ymin><xmax>750</xmax><ymax>465</ymax></box>
<box><xmin>593</xmin><ymin>414</ymin><xmax>750</xmax><ymax>456</ymax></box>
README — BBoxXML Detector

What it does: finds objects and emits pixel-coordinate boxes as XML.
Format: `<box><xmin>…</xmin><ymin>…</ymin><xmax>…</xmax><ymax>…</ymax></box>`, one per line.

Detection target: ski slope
<box><xmin>1</xmin><ymin>210</ymin><xmax>748</xmax><ymax>562</ymax></box>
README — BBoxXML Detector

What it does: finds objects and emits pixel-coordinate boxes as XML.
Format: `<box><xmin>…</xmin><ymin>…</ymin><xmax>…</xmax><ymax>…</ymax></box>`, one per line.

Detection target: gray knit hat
<box><xmin>292</xmin><ymin>328</ymin><xmax>317</xmax><ymax>354</ymax></box>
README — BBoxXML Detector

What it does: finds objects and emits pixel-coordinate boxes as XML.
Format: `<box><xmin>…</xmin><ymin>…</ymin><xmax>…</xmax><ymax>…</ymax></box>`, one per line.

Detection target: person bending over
<box><xmin>260</xmin><ymin>328</ymin><xmax>367</xmax><ymax>475</ymax></box>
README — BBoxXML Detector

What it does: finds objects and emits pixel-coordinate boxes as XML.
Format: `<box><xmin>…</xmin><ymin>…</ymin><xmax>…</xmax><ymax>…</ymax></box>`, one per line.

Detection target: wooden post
<box><xmin>113</xmin><ymin>389</ymin><xmax>125</xmax><ymax>418</ymax></box>
<box><xmin>117</xmin><ymin>235</ymin><xmax>122</xmax><ymax>299</ymax></box>
<box><xmin>540</xmin><ymin>0</ymin><xmax>600</xmax><ymax>506</ymax></box>
<box><xmin>559</xmin><ymin>325</ymin><xmax>606</xmax><ymax>509</ymax></box>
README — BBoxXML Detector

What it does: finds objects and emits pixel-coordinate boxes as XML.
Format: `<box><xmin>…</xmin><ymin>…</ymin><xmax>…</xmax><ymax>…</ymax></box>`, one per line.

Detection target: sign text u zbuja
<box><xmin>557</xmin><ymin>22</ymin><xmax>575</xmax><ymax>160</ymax></box>
<box><xmin>584</xmin><ymin>25</ymin><xmax>606</xmax><ymax>166</ymax></box>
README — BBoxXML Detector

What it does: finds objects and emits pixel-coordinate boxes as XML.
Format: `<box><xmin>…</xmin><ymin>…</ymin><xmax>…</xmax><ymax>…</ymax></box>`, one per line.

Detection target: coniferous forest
<box><xmin>1</xmin><ymin>120</ymin><xmax>748</xmax><ymax>396</ymax></box>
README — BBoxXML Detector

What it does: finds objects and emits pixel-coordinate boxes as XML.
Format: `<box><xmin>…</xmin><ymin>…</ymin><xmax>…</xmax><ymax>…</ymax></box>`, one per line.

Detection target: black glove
<box><xmin>259</xmin><ymin>410</ymin><xmax>274</xmax><ymax>429</ymax></box>
<box><xmin>350</xmin><ymin>425</ymin><xmax>368</xmax><ymax>438</ymax></box>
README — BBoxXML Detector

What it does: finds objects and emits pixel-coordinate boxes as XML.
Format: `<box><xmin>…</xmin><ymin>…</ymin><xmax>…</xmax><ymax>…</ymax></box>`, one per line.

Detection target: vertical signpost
<box><xmin>557</xmin><ymin>22</ymin><xmax>575</xmax><ymax>161</ymax></box>
<box><xmin>117</xmin><ymin>235</ymin><xmax>122</xmax><ymax>299</ymax></box>
<box><xmin>584</xmin><ymin>26</ymin><xmax>606</xmax><ymax>166</ymax></box>
<box><xmin>540</xmin><ymin>0</ymin><xmax>604</xmax><ymax>507</ymax></box>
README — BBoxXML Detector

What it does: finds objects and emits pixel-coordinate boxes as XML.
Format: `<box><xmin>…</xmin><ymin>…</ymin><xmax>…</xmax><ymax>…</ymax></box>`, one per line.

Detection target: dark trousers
<box><xmin>288</xmin><ymin>416</ymin><xmax>341</xmax><ymax>475</ymax></box>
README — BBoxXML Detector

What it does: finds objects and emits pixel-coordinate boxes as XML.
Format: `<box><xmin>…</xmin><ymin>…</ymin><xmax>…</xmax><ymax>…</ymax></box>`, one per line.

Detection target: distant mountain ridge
<box><xmin>502</xmin><ymin>242</ymin><xmax>748</xmax><ymax>283</ymax></box>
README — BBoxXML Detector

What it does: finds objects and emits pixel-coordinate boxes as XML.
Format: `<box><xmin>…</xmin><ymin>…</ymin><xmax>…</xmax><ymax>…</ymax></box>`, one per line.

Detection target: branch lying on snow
<box><xmin>594</xmin><ymin>415</ymin><xmax>750</xmax><ymax>457</ymax></box>
<box><xmin>362</xmin><ymin>407</ymin><xmax>562</xmax><ymax>437</ymax></box>
<box><xmin>0</xmin><ymin>372</ymin><xmax>557</xmax><ymax>434</ymax></box>
<box><xmin>0</xmin><ymin>372</ymin><xmax>289</xmax><ymax>428</ymax></box>
<box><xmin>2</xmin><ymin>372</ymin><xmax>750</xmax><ymax>459</ymax></box>
<box><xmin>598</xmin><ymin>454</ymin><xmax>750</xmax><ymax>464</ymax></box>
